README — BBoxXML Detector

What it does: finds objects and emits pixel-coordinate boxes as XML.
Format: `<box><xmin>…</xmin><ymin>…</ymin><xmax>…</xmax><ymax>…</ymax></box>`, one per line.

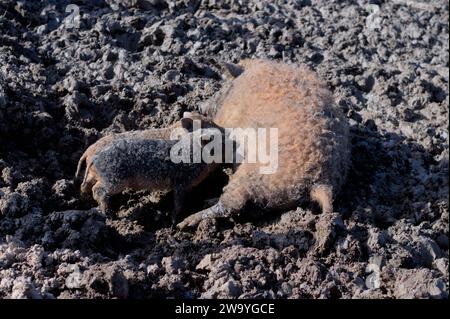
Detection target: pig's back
<box><xmin>213</xmin><ymin>59</ymin><xmax>350</xmax><ymax>209</ymax></box>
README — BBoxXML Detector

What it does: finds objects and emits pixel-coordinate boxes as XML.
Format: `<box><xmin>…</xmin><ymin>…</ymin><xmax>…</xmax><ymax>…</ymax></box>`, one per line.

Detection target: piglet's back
<box><xmin>92</xmin><ymin>139</ymin><xmax>176</xmax><ymax>186</ymax></box>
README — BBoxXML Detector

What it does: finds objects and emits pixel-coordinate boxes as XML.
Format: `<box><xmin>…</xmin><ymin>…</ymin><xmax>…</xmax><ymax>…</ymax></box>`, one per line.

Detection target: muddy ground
<box><xmin>0</xmin><ymin>0</ymin><xmax>448</xmax><ymax>299</ymax></box>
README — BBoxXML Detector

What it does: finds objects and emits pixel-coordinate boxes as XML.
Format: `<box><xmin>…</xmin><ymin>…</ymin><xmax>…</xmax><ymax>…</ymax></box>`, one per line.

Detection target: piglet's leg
<box><xmin>177</xmin><ymin>201</ymin><xmax>231</xmax><ymax>230</ymax></box>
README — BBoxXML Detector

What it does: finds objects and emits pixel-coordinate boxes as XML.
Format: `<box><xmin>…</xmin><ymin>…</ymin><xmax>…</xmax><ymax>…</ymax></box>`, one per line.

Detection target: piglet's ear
<box><xmin>180</xmin><ymin>117</ymin><xmax>194</xmax><ymax>132</ymax></box>
<box><xmin>183</xmin><ymin>111</ymin><xmax>204</xmax><ymax>121</ymax></box>
<box><xmin>183</xmin><ymin>111</ymin><xmax>193</xmax><ymax>118</ymax></box>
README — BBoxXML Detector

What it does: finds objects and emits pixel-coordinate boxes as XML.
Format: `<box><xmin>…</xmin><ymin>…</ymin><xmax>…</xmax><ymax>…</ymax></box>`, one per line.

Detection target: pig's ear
<box><xmin>180</xmin><ymin>117</ymin><xmax>194</xmax><ymax>132</ymax></box>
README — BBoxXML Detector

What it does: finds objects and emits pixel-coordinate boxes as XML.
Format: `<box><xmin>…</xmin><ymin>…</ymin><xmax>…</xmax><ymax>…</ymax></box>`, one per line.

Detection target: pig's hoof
<box><xmin>312</xmin><ymin>212</ymin><xmax>344</xmax><ymax>256</ymax></box>
<box><xmin>177</xmin><ymin>203</ymin><xmax>231</xmax><ymax>230</ymax></box>
<box><xmin>177</xmin><ymin>213</ymin><xmax>203</xmax><ymax>230</ymax></box>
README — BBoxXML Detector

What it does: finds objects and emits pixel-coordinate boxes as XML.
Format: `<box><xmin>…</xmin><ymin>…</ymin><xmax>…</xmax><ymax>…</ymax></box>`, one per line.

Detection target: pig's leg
<box><xmin>92</xmin><ymin>182</ymin><xmax>115</xmax><ymax>219</ymax></box>
<box><xmin>177</xmin><ymin>201</ymin><xmax>231</xmax><ymax>229</ymax></box>
<box><xmin>310</xmin><ymin>184</ymin><xmax>333</xmax><ymax>215</ymax></box>
<box><xmin>309</xmin><ymin>183</ymin><xmax>346</xmax><ymax>255</ymax></box>
<box><xmin>177</xmin><ymin>171</ymin><xmax>250</xmax><ymax>229</ymax></box>
<box><xmin>172</xmin><ymin>186</ymin><xmax>186</xmax><ymax>226</ymax></box>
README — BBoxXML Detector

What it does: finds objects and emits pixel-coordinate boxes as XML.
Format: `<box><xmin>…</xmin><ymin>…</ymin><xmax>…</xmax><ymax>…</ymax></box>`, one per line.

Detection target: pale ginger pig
<box><xmin>178</xmin><ymin>59</ymin><xmax>351</xmax><ymax>241</ymax></box>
